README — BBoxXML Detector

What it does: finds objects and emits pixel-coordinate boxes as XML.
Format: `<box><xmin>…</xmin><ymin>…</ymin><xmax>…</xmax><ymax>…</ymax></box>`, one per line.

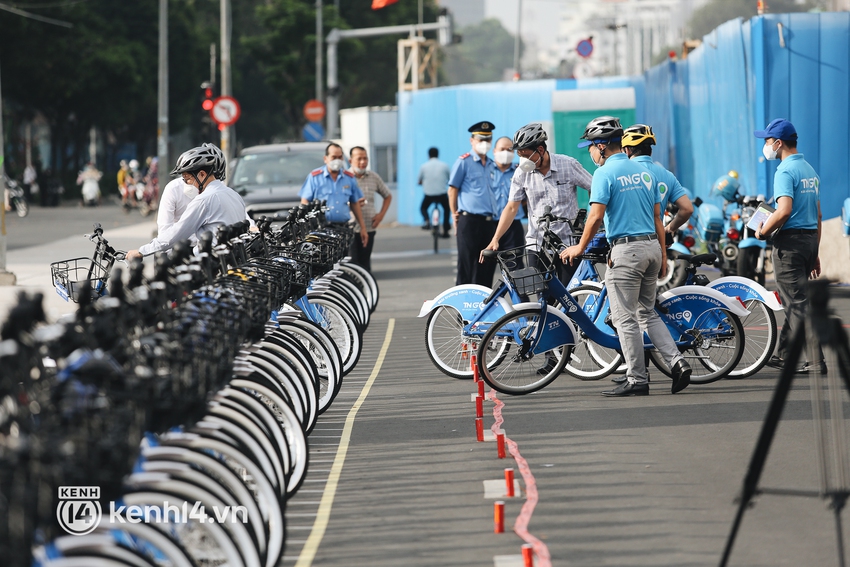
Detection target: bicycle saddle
<box><xmin>671</xmin><ymin>252</ymin><xmax>717</xmax><ymax>268</ymax></box>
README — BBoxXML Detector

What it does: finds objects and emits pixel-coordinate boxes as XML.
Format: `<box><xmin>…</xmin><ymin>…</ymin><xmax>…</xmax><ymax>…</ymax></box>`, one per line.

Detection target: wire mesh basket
<box><xmin>496</xmin><ymin>245</ymin><xmax>555</xmax><ymax>296</ymax></box>
<box><xmin>49</xmin><ymin>257</ymin><xmax>110</xmax><ymax>303</ymax></box>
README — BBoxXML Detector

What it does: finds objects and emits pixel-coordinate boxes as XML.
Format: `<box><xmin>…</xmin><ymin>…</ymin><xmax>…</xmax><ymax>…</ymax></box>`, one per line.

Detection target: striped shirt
<box><xmin>508</xmin><ymin>153</ymin><xmax>593</xmax><ymax>244</ymax></box>
<box><xmin>351</xmin><ymin>170</ymin><xmax>391</xmax><ymax>232</ymax></box>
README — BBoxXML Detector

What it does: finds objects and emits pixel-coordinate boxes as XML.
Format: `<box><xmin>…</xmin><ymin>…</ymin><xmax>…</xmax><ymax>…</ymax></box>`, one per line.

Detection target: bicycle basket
<box><xmin>497</xmin><ymin>245</ymin><xmax>555</xmax><ymax>296</ymax></box>
<box><xmin>49</xmin><ymin>257</ymin><xmax>110</xmax><ymax>302</ymax></box>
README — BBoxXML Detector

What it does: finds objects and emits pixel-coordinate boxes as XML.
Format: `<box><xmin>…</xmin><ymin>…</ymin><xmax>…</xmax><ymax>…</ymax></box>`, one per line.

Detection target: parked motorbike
<box><xmin>4</xmin><ymin>177</ymin><xmax>29</xmax><ymax>217</ymax></box>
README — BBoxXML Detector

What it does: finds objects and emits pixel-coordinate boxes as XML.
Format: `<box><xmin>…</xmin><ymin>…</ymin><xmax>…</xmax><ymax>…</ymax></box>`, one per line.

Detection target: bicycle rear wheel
<box><xmin>725</xmin><ymin>299</ymin><xmax>776</xmax><ymax>379</ymax></box>
<box><xmin>562</xmin><ymin>285</ymin><xmax>624</xmax><ymax>381</ymax></box>
<box><xmin>476</xmin><ymin>306</ymin><xmax>570</xmax><ymax>395</ymax></box>
<box><xmin>650</xmin><ymin>308</ymin><xmax>745</xmax><ymax>384</ymax></box>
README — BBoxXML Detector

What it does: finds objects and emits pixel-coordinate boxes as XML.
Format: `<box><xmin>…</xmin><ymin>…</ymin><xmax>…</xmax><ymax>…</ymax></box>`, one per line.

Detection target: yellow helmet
<box><xmin>728</xmin><ymin>170</ymin><xmax>739</xmax><ymax>179</ymax></box>
<box><xmin>621</xmin><ymin>124</ymin><xmax>656</xmax><ymax>147</ymax></box>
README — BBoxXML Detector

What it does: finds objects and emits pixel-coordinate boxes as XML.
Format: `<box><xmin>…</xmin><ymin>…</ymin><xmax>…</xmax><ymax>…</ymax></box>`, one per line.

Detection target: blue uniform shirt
<box><xmin>489</xmin><ymin>162</ymin><xmax>525</xmax><ymax>221</ymax></box>
<box><xmin>299</xmin><ymin>165</ymin><xmax>363</xmax><ymax>223</ymax></box>
<box><xmin>631</xmin><ymin>155</ymin><xmax>687</xmax><ymax>220</ymax></box>
<box><xmin>449</xmin><ymin>152</ymin><xmax>498</xmax><ymax>216</ymax></box>
<box><xmin>773</xmin><ymin>153</ymin><xmax>820</xmax><ymax>230</ymax></box>
<box><xmin>590</xmin><ymin>153</ymin><xmax>661</xmax><ymax>241</ymax></box>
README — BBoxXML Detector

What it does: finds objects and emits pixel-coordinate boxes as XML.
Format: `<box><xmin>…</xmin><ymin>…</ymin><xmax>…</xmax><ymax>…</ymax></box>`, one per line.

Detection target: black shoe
<box><xmin>765</xmin><ymin>355</ymin><xmax>785</xmax><ymax>369</ymax></box>
<box><xmin>671</xmin><ymin>359</ymin><xmax>692</xmax><ymax>394</ymax></box>
<box><xmin>602</xmin><ymin>381</ymin><xmax>649</xmax><ymax>397</ymax></box>
<box><xmin>611</xmin><ymin>374</ymin><xmax>627</xmax><ymax>384</ymax></box>
<box><xmin>797</xmin><ymin>360</ymin><xmax>828</xmax><ymax>374</ymax></box>
<box><xmin>439</xmin><ymin>231</ymin><xmax>451</xmax><ymax>239</ymax></box>
<box><xmin>421</xmin><ymin>223</ymin><xmax>431</xmax><ymax>230</ymax></box>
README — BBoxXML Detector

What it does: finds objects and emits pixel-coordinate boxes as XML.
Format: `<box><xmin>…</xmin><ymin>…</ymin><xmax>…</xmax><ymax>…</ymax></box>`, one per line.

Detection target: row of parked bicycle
<box><xmin>0</xmin><ymin>202</ymin><xmax>377</xmax><ymax>567</ymax></box>
<box><xmin>420</xmin><ymin>206</ymin><xmax>783</xmax><ymax>395</ymax></box>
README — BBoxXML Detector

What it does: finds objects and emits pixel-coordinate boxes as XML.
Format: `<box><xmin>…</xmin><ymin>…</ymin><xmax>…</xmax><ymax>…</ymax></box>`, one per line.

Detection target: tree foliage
<box><xmin>441</xmin><ymin>18</ymin><xmax>518</xmax><ymax>85</ymax></box>
<box><xmin>687</xmin><ymin>0</ymin><xmax>817</xmax><ymax>39</ymax></box>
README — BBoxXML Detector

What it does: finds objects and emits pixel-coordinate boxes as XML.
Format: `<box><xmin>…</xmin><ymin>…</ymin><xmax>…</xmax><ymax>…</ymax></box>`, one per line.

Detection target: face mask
<box><xmin>327</xmin><ymin>159</ymin><xmax>344</xmax><ymax>172</ymax></box>
<box><xmin>762</xmin><ymin>141</ymin><xmax>779</xmax><ymax>161</ymax></box>
<box><xmin>183</xmin><ymin>183</ymin><xmax>199</xmax><ymax>199</ymax></box>
<box><xmin>591</xmin><ymin>145</ymin><xmax>606</xmax><ymax>167</ymax></box>
<box><xmin>352</xmin><ymin>167</ymin><xmax>367</xmax><ymax>175</ymax></box>
<box><xmin>474</xmin><ymin>141</ymin><xmax>491</xmax><ymax>155</ymax></box>
<box><xmin>517</xmin><ymin>150</ymin><xmax>539</xmax><ymax>173</ymax></box>
<box><xmin>495</xmin><ymin>150</ymin><xmax>514</xmax><ymax>165</ymax></box>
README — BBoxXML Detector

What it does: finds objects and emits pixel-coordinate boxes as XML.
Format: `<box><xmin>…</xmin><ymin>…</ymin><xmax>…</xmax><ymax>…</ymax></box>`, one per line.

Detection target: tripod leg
<box><xmin>719</xmin><ymin>323</ymin><xmax>807</xmax><ymax>567</ymax></box>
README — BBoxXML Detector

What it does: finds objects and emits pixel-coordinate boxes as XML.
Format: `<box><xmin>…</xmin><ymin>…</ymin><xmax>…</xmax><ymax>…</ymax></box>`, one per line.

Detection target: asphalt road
<box><xmin>3</xmin><ymin>208</ymin><xmax>850</xmax><ymax>566</ymax></box>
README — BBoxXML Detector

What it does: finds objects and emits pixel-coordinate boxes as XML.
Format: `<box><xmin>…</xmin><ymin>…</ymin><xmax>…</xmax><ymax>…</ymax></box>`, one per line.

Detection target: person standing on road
<box><xmin>300</xmin><ymin>142</ymin><xmax>369</xmax><ymax>249</ymax></box>
<box><xmin>489</xmin><ymin>136</ymin><xmax>525</xmax><ymax>251</ymax></box>
<box><xmin>483</xmin><ymin>123</ymin><xmax>593</xmax><ymax>286</ymax></box>
<box><xmin>449</xmin><ymin>121</ymin><xmax>499</xmax><ymax>286</ymax></box>
<box><xmin>126</xmin><ymin>144</ymin><xmax>247</xmax><ymax>260</ymax></box>
<box><xmin>562</xmin><ymin>116</ymin><xmax>692</xmax><ymax>397</ymax></box>
<box><xmin>754</xmin><ymin>119</ymin><xmax>824</xmax><ymax>374</ymax></box>
<box><xmin>348</xmin><ymin>146</ymin><xmax>392</xmax><ymax>273</ymax></box>
<box><xmin>621</xmin><ymin>124</ymin><xmax>693</xmax><ymax>234</ymax></box>
<box><xmin>418</xmin><ymin>147</ymin><xmax>451</xmax><ymax>236</ymax></box>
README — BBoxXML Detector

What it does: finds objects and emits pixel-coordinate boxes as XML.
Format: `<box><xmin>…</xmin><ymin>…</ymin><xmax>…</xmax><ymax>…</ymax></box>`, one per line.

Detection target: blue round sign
<box><xmin>303</xmin><ymin>121</ymin><xmax>325</xmax><ymax>142</ymax></box>
<box><xmin>576</xmin><ymin>39</ymin><xmax>593</xmax><ymax>58</ymax></box>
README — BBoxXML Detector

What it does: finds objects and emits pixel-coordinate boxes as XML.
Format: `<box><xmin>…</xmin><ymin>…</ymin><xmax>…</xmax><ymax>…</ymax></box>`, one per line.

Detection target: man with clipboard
<box><xmin>753</xmin><ymin>118</ymin><xmax>824</xmax><ymax>374</ymax></box>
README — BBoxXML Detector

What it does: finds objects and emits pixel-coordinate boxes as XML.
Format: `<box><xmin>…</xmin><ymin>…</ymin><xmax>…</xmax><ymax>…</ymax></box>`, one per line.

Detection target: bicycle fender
<box><xmin>659</xmin><ymin>285</ymin><xmax>750</xmax><ymax>318</ymax></box>
<box><xmin>511</xmin><ymin>301</ymin><xmax>577</xmax><ymax>351</ymax></box>
<box><xmin>668</xmin><ymin>242</ymin><xmax>691</xmax><ymax>255</ymax></box>
<box><xmin>417</xmin><ymin>284</ymin><xmax>513</xmax><ymax>321</ymax></box>
<box><xmin>707</xmin><ymin>276</ymin><xmax>783</xmax><ymax>311</ymax></box>
<box><xmin>737</xmin><ymin>237</ymin><xmax>766</xmax><ymax>249</ymax></box>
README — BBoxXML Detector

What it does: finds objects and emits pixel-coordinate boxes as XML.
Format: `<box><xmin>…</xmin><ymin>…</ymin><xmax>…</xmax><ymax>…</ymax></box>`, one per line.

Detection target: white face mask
<box><xmin>474</xmin><ymin>141</ymin><xmax>491</xmax><ymax>156</ymax></box>
<box><xmin>762</xmin><ymin>141</ymin><xmax>779</xmax><ymax>161</ymax></box>
<box><xmin>327</xmin><ymin>159</ymin><xmax>344</xmax><ymax>172</ymax></box>
<box><xmin>352</xmin><ymin>167</ymin><xmax>367</xmax><ymax>175</ymax></box>
<box><xmin>183</xmin><ymin>183</ymin><xmax>199</xmax><ymax>199</ymax></box>
<box><xmin>517</xmin><ymin>150</ymin><xmax>539</xmax><ymax>173</ymax></box>
<box><xmin>494</xmin><ymin>150</ymin><xmax>514</xmax><ymax>165</ymax></box>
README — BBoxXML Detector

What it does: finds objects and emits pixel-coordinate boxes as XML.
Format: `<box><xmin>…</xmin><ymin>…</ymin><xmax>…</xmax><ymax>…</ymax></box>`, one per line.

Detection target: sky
<box><xmin>485</xmin><ymin>0</ymin><xmax>563</xmax><ymax>47</ymax></box>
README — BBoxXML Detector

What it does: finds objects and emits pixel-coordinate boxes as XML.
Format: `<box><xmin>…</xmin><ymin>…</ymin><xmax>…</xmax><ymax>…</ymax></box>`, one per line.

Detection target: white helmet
<box><xmin>128</xmin><ymin>159</ymin><xmax>139</xmax><ymax>170</ymax></box>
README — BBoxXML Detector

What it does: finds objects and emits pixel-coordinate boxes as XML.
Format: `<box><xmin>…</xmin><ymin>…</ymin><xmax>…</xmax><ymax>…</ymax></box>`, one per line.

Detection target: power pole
<box><xmin>220</xmin><ymin>0</ymin><xmax>233</xmax><ymax>165</ymax></box>
<box><xmin>513</xmin><ymin>0</ymin><xmax>522</xmax><ymax>80</ymax></box>
<box><xmin>316</xmin><ymin>0</ymin><xmax>323</xmax><ymax>102</ymax></box>
<box><xmin>157</xmin><ymin>0</ymin><xmax>169</xmax><ymax>177</ymax></box>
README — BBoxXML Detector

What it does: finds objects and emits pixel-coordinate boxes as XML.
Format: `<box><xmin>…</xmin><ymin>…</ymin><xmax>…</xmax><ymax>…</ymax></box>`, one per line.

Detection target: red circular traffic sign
<box><xmin>210</xmin><ymin>96</ymin><xmax>241</xmax><ymax>126</ymax></box>
<box><xmin>303</xmin><ymin>99</ymin><xmax>326</xmax><ymax>122</ymax></box>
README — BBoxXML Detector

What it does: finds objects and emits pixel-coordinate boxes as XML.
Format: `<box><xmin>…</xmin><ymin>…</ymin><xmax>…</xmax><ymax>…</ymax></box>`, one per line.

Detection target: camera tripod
<box><xmin>720</xmin><ymin>279</ymin><xmax>850</xmax><ymax>567</ymax></box>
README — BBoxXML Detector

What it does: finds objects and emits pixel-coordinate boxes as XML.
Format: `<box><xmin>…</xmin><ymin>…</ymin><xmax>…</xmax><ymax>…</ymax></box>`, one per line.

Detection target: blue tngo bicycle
<box><xmin>474</xmin><ymin>235</ymin><xmax>749</xmax><ymax>395</ymax></box>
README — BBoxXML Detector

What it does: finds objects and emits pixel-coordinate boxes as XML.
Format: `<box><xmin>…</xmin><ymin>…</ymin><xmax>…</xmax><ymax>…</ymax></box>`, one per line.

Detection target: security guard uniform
<box><xmin>299</xmin><ymin>165</ymin><xmax>363</xmax><ymax>224</ymax></box>
<box><xmin>449</xmin><ymin>121</ymin><xmax>499</xmax><ymax>286</ymax></box>
<box><xmin>490</xmin><ymin>160</ymin><xmax>525</xmax><ymax>251</ymax></box>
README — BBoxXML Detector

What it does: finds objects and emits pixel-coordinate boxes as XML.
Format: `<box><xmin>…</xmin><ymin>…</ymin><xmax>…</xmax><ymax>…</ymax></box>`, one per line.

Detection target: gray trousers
<box><xmin>773</xmin><ymin>232</ymin><xmax>822</xmax><ymax>362</ymax></box>
<box><xmin>607</xmin><ymin>239</ymin><xmax>683</xmax><ymax>384</ymax></box>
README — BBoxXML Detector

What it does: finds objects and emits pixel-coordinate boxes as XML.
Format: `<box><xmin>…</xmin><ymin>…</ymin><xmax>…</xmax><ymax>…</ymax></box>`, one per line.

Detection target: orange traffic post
<box><xmin>522</xmin><ymin>543</ymin><xmax>534</xmax><ymax>567</ymax></box>
<box><xmin>462</xmin><ymin>341</ymin><xmax>469</xmax><ymax>362</ymax></box>
<box><xmin>475</xmin><ymin>395</ymin><xmax>483</xmax><ymax>418</ymax></box>
<box><xmin>477</xmin><ymin>377</ymin><xmax>485</xmax><ymax>398</ymax></box>
<box><xmin>475</xmin><ymin>417</ymin><xmax>484</xmax><ymax>442</ymax></box>
<box><xmin>496</xmin><ymin>431</ymin><xmax>506</xmax><ymax>458</ymax></box>
<box><xmin>505</xmin><ymin>468</ymin><xmax>515</xmax><ymax>497</ymax></box>
<box><xmin>494</xmin><ymin>501</ymin><xmax>505</xmax><ymax>533</ymax></box>
<box><xmin>471</xmin><ymin>352</ymin><xmax>479</xmax><ymax>382</ymax></box>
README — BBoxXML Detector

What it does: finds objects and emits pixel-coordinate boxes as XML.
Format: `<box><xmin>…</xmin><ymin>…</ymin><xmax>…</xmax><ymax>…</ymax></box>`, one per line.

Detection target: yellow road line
<box><xmin>294</xmin><ymin>318</ymin><xmax>395</xmax><ymax>567</ymax></box>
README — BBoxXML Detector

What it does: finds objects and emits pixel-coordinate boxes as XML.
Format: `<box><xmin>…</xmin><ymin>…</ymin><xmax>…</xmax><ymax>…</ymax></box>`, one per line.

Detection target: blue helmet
<box><xmin>711</xmin><ymin>170</ymin><xmax>740</xmax><ymax>202</ymax></box>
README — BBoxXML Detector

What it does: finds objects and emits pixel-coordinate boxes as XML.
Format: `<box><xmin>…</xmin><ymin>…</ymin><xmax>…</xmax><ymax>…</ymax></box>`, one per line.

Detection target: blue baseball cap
<box><xmin>754</xmin><ymin>118</ymin><xmax>798</xmax><ymax>141</ymax></box>
<box><xmin>577</xmin><ymin>136</ymin><xmax>621</xmax><ymax>149</ymax></box>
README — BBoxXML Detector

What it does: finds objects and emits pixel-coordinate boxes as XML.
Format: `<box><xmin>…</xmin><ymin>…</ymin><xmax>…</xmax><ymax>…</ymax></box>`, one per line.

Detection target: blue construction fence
<box><xmin>396</xmin><ymin>12</ymin><xmax>850</xmax><ymax>226</ymax></box>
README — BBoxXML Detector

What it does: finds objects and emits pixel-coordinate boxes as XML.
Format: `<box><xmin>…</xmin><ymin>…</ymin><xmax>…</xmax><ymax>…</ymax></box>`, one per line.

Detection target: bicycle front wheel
<box><xmin>477</xmin><ymin>306</ymin><xmax>570</xmax><ymax>395</ymax></box>
<box><xmin>726</xmin><ymin>299</ymin><xmax>776</xmax><ymax>378</ymax></box>
<box><xmin>425</xmin><ymin>305</ymin><xmax>508</xmax><ymax>379</ymax></box>
<box><xmin>650</xmin><ymin>308</ymin><xmax>745</xmax><ymax>384</ymax></box>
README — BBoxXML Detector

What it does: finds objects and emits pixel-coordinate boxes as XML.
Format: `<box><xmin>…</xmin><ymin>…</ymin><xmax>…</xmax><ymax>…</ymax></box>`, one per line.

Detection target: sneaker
<box><xmin>797</xmin><ymin>360</ymin><xmax>828</xmax><ymax>375</ymax></box>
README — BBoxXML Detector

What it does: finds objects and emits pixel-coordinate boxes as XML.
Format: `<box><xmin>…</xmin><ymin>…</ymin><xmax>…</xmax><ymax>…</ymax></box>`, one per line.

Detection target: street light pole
<box><xmin>157</xmin><ymin>0</ymin><xmax>169</xmax><ymax>176</ymax></box>
<box><xmin>316</xmin><ymin>0</ymin><xmax>323</xmax><ymax>103</ymax></box>
<box><xmin>513</xmin><ymin>0</ymin><xmax>522</xmax><ymax>80</ymax></box>
<box><xmin>220</xmin><ymin>0</ymin><xmax>233</xmax><ymax>165</ymax></box>
<box><xmin>0</xmin><ymin>59</ymin><xmax>15</xmax><ymax>285</ymax></box>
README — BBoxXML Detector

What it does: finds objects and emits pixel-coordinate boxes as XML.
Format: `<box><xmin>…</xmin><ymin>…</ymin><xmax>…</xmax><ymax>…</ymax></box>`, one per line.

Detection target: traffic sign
<box><xmin>303</xmin><ymin>121</ymin><xmax>325</xmax><ymax>142</ymax></box>
<box><xmin>576</xmin><ymin>38</ymin><xmax>594</xmax><ymax>59</ymax></box>
<box><xmin>303</xmin><ymin>99</ymin><xmax>326</xmax><ymax>122</ymax></box>
<box><xmin>210</xmin><ymin>96</ymin><xmax>241</xmax><ymax>127</ymax></box>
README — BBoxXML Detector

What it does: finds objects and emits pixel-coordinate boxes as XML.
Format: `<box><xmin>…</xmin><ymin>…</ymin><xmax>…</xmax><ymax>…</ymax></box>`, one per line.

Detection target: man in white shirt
<box><xmin>156</xmin><ymin>178</ymin><xmax>193</xmax><ymax>234</ymax></box>
<box><xmin>126</xmin><ymin>144</ymin><xmax>247</xmax><ymax>259</ymax></box>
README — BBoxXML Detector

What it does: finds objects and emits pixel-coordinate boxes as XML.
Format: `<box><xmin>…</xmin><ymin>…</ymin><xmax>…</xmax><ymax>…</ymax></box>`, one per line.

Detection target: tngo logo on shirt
<box><xmin>616</xmin><ymin>172</ymin><xmax>653</xmax><ymax>191</ymax></box>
